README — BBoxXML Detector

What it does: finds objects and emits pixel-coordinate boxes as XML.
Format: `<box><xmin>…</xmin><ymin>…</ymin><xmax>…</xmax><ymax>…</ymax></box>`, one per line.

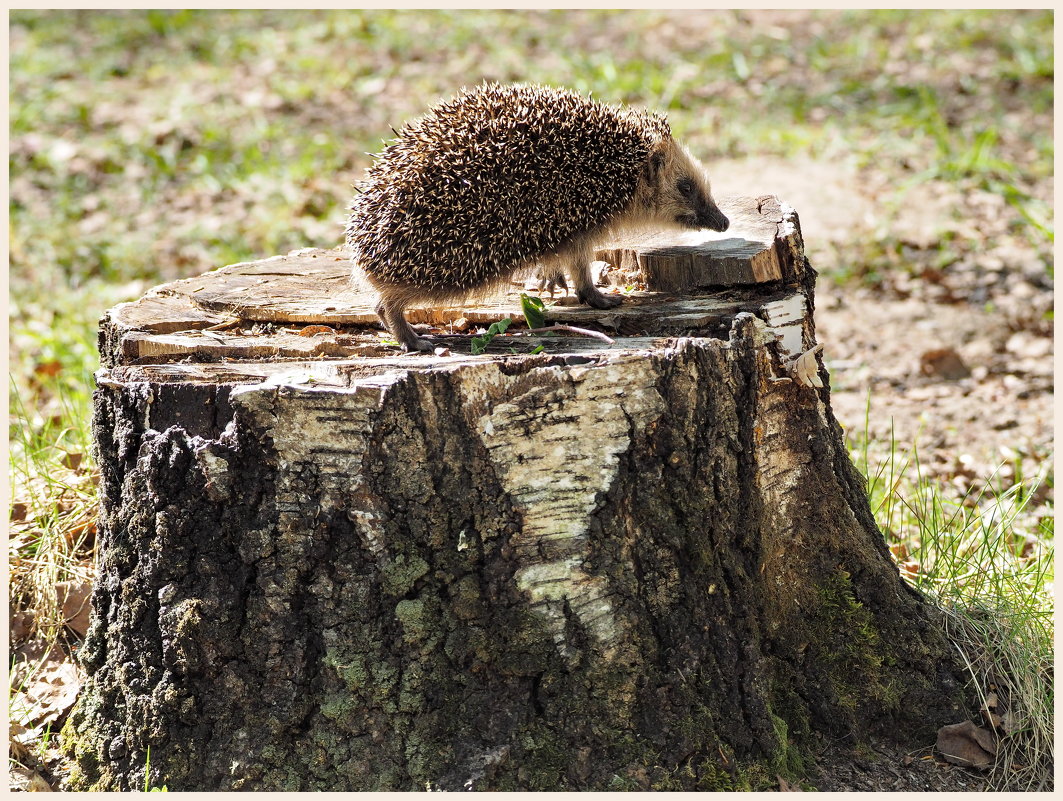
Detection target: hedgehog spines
<box><xmin>347</xmin><ymin>82</ymin><xmax>725</xmax><ymax>351</ymax></box>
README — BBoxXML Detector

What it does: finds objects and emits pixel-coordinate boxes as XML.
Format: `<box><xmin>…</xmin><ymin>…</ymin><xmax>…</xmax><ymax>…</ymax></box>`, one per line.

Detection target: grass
<box><xmin>9</xmin><ymin>380</ymin><xmax>97</xmax><ymax>641</ymax></box>
<box><xmin>852</xmin><ymin>404</ymin><xmax>1054</xmax><ymax>791</ymax></box>
<box><xmin>8</xmin><ymin>8</ymin><xmax>1054</xmax><ymax>791</ymax></box>
<box><xmin>9</xmin><ymin>7</ymin><xmax>1053</xmax><ymax>432</ymax></box>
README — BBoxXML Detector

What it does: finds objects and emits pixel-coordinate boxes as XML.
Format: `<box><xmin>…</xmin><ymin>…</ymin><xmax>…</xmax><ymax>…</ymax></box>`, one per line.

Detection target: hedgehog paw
<box><xmin>400</xmin><ymin>336</ymin><xmax>436</xmax><ymax>353</ymax></box>
<box><xmin>538</xmin><ymin>271</ymin><xmax>568</xmax><ymax>296</ymax></box>
<box><xmin>578</xmin><ymin>287</ymin><xmax>623</xmax><ymax>310</ymax></box>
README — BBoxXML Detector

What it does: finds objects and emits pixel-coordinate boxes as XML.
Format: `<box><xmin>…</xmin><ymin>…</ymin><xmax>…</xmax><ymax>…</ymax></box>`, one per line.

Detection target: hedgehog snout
<box><xmin>701</xmin><ymin>205</ymin><xmax>729</xmax><ymax>232</ymax></box>
<box><xmin>691</xmin><ymin>190</ymin><xmax>729</xmax><ymax>231</ymax></box>
<box><xmin>679</xmin><ymin>201</ymin><xmax>729</xmax><ymax>232</ymax></box>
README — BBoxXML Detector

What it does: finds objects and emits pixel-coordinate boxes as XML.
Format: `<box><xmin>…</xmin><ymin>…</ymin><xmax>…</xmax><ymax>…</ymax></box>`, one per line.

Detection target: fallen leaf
<box><xmin>11</xmin><ymin>609</ymin><xmax>36</xmax><ymax>642</ymax></box>
<box><xmin>11</xmin><ymin>501</ymin><xmax>28</xmax><ymax>521</ymax></box>
<box><xmin>298</xmin><ymin>324</ymin><xmax>336</xmax><ymax>337</ymax></box>
<box><xmin>33</xmin><ymin>360</ymin><xmax>63</xmax><ymax>379</ymax></box>
<box><xmin>11</xmin><ymin>638</ymin><xmax>80</xmax><ymax>731</ymax></box>
<box><xmin>936</xmin><ymin>720</ymin><xmax>997</xmax><ymax>769</ymax></box>
<box><xmin>63</xmin><ymin>517</ymin><xmax>97</xmax><ymax>550</ymax></box>
<box><xmin>899</xmin><ymin>560</ymin><xmax>921</xmax><ymax>579</ymax></box>
<box><xmin>10</xmin><ymin>722</ymin><xmax>32</xmax><ymax>747</ymax></box>
<box><xmin>10</xmin><ymin>763</ymin><xmax>53</xmax><ymax>792</ymax></box>
<box><xmin>777</xmin><ymin>774</ymin><xmax>803</xmax><ymax>791</ymax></box>
<box><xmin>919</xmin><ymin>347</ymin><xmax>971</xmax><ymax>381</ymax></box>
<box><xmin>56</xmin><ymin>579</ymin><xmax>93</xmax><ymax>637</ymax></box>
<box><xmin>981</xmin><ymin>692</ymin><xmax>1003</xmax><ymax>729</ymax></box>
<box><xmin>60</xmin><ymin>452</ymin><xmax>83</xmax><ymax>471</ymax></box>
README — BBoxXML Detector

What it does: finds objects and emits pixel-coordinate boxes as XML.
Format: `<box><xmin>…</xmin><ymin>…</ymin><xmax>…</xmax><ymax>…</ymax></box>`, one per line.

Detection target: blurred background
<box><xmin>7</xmin><ymin>9</ymin><xmax>1053</xmax><ymax>790</ymax></box>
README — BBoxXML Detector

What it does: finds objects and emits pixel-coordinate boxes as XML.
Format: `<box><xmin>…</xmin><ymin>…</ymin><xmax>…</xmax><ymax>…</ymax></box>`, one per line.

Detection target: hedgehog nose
<box><xmin>707</xmin><ymin>211</ymin><xmax>729</xmax><ymax>232</ymax></box>
<box><xmin>698</xmin><ymin>204</ymin><xmax>728</xmax><ymax>232</ymax></box>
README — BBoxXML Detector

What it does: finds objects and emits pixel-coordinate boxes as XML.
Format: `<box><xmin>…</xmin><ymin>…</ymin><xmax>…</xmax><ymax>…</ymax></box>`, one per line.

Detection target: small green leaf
<box><xmin>529</xmin><ymin>344</ymin><xmax>545</xmax><ymax>355</ymax></box>
<box><xmin>470</xmin><ymin>316</ymin><xmax>512</xmax><ymax>354</ymax></box>
<box><xmin>487</xmin><ymin>317</ymin><xmax>513</xmax><ymax>337</ymax></box>
<box><xmin>520</xmin><ymin>293</ymin><xmax>546</xmax><ymax>329</ymax></box>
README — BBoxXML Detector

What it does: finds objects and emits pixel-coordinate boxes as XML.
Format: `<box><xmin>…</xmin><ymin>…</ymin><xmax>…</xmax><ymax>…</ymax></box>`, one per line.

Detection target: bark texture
<box><xmin>65</xmin><ymin>196</ymin><xmax>967</xmax><ymax>790</ymax></box>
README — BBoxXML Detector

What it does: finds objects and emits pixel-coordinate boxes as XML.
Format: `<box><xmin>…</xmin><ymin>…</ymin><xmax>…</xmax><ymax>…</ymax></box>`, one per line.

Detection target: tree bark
<box><xmin>64</xmin><ymin>196</ymin><xmax>968</xmax><ymax>791</ymax></box>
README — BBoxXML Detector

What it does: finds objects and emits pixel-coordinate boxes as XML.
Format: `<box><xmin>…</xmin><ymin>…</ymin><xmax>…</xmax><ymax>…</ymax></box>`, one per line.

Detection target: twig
<box><xmin>517</xmin><ymin>324</ymin><xmax>616</xmax><ymax>345</ymax></box>
<box><xmin>204</xmin><ymin>318</ymin><xmax>242</xmax><ymax>331</ymax></box>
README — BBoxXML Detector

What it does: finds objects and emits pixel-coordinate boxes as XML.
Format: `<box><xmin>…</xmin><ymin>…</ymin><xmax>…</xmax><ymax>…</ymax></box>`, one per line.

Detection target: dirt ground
<box><xmin>9</xmin><ymin>10</ymin><xmax>1052</xmax><ymax>791</ymax></box>
<box><xmin>712</xmin><ymin>155</ymin><xmax>1053</xmax><ymax>484</ymax></box>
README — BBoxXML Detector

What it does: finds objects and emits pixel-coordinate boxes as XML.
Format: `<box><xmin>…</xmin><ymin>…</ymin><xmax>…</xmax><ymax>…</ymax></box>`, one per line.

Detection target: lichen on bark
<box><xmin>64</xmin><ymin>317</ymin><xmax>967</xmax><ymax>790</ymax></box>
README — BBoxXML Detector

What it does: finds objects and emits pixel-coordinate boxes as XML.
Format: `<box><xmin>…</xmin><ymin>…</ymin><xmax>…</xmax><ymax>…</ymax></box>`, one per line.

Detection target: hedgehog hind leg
<box><xmin>562</xmin><ymin>239</ymin><xmax>622</xmax><ymax>310</ymax></box>
<box><xmin>535</xmin><ymin>255</ymin><xmax>569</xmax><ymax>297</ymax></box>
<box><xmin>375</xmin><ymin>294</ymin><xmax>434</xmax><ymax>352</ymax></box>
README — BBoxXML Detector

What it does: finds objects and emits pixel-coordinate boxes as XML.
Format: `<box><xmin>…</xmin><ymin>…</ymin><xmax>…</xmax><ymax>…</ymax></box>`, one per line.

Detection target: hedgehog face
<box><xmin>643</xmin><ymin>139</ymin><xmax>729</xmax><ymax>233</ymax></box>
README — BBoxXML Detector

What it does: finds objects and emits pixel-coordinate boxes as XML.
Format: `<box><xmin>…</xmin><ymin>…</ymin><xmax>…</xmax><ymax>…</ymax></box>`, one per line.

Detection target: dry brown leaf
<box><xmin>11</xmin><ymin>609</ymin><xmax>36</xmax><ymax>643</ymax></box>
<box><xmin>10</xmin><ymin>724</ymin><xmax>32</xmax><ymax>753</ymax></box>
<box><xmin>980</xmin><ymin>691</ymin><xmax>1003</xmax><ymax>730</ymax></box>
<box><xmin>11</xmin><ymin>639</ymin><xmax>63</xmax><ymax>688</ymax></box>
<box><xmin>10</xmin><ymin>762</ymin><xmax>54</xmax><ymax>792</ymax></box>
<box><xmin>33</xmin><ymin>360</ymin><xmax>62</xmax><ymax>379</ymax></box>
<box><xmin>11</xmin><ymin>500</ymin><xmax>28</xmax><ymax>521</ymax></box>
<box><xmin>919</xmin><ymin>347</ymin><xmax>971</xmax><ymax>381</ymax></box>
<box><xmin>982</xmin><ymin>708</ymin><xmax>1003</xmax><ymax>730</ymax></box>
<box><xmin>936</xmin><ymin>720</ymin><xmax>997</xmax><ymax>769</ymax></box>
<box><xmin>63</xmin><ymin>517</ymin><xmax>97</xmax><ymax>550</ymax></box>
<box><xmin>777</xmin><ymin>774</ymin><xmax>803</xmax><ymax>791</ymax></box>
<box><xmin>56</xmin><ymin>579</ymin><xmax>93</xmax><ymax>637</ymax></box>
<box><xmin>899</xmin><ymin>560</ymin><xmax>921</xmax><ymax>579</ymax></box>
<box><xmin>298</xmin><ymin>324</ymin><xmax>336</xmax><ymax>337</ymax></box>
<box><xmin>60</xmin><ymin>452</ymin><xmax>83</xmax><ymax>471</ymax></box>
<box><xmin>11</xmin><ymin>638</ymin><xmax>80</xmax><ymax>730</ymax></box>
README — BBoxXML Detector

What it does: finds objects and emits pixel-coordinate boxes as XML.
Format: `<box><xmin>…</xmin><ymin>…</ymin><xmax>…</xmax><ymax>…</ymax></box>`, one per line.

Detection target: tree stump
<box><xmin>64</xmin><ymin>196</ymin><xmax>967</xmax><ymax>791</ymax></box>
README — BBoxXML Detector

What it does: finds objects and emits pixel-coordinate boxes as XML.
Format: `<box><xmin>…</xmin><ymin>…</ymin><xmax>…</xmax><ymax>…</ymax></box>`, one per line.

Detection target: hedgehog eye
<box><xmin>677</xmin><ymin>177</ymin><xmax>696</xmax><ymax>197</ymax></box>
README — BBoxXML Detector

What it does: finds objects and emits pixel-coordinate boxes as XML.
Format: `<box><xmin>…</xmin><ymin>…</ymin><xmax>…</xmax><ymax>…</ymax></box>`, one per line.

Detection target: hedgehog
<box><xmin>346</xmin><ymin>82</ymin><xmax>729</xmax><ymax>352</ymax></box>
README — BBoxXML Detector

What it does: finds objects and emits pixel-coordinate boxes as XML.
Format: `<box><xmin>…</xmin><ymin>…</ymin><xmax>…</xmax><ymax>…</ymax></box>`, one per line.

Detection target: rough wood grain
<box><xmin>66</xmin><ymin>195</ymin><xmax>968</xmax><ymax>791</ymax></box>
<box><xmin>98</xmin><ymin>195</ymin><xmax>809</xmax><ymax>368</ymax></box>
<box><xmin>595</xmin><ymin>195</ymin><xmax>804</xmax><ymax>290</ymax></box>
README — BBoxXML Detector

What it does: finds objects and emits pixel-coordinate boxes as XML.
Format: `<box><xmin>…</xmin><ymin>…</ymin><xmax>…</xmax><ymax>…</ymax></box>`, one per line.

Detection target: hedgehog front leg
<box><xmin>375</xmin><ymin>294</ymin><xmax>435</xmax><ymax>352</ymax></box>
<box><xmin>564</xmin><ymin>240</ymin><xmax>622</xmax><ymax>310</ymax></box>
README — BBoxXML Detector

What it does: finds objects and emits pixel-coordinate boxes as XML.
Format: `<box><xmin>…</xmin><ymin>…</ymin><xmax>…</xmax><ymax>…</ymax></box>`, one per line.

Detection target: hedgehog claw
<box><xmin>401</xmin><ymin>336</ymin><xmax>436</xmax><ymax>353</ymax></box>
<box><xmin>578</xmin><ymin>288</ymin><xmax>623</xmax><ymax>310</ymax></box>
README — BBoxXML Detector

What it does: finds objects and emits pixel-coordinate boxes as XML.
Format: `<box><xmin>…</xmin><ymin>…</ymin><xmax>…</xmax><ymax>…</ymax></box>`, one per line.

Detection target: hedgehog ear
<box><xmin>645</xmin><ymin>145</ymin><xmax>668</xmax><ymax>183</ymax></box>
